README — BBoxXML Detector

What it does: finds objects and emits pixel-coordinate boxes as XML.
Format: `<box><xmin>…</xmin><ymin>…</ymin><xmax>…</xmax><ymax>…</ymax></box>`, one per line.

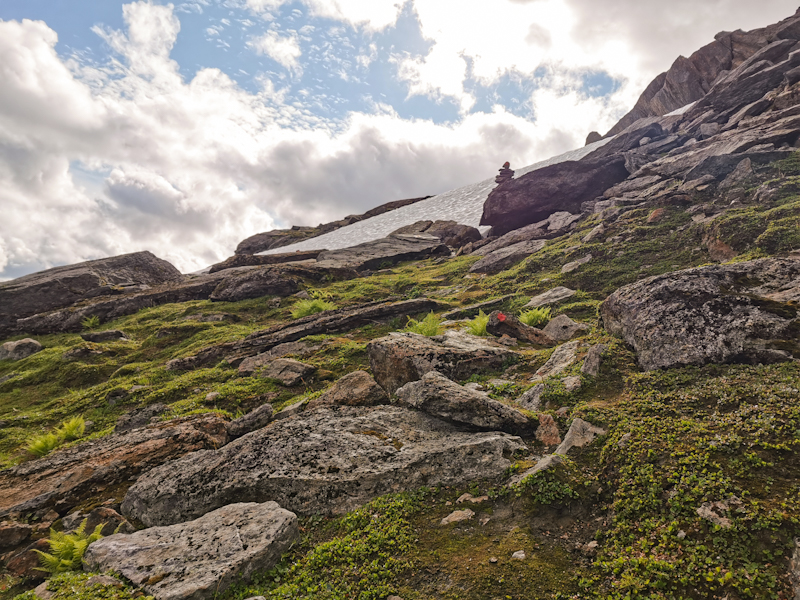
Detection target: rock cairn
<box><xmin>495</xmin><ymin>161</ymin><xmax>515</xmax><ymax>184</ymax></box>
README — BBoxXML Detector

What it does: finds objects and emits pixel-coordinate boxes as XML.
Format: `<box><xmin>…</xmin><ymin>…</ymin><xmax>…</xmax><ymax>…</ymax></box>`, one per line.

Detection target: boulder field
<box><xmin>2</xmin><ymin>8</ymin><xmax>800</xmax><ymax>600</ymax></box>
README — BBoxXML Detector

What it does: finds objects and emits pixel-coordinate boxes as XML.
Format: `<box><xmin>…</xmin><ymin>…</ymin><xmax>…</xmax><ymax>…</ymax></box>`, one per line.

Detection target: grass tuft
<box><xmin>466</xmin><ymin>309</ymin><xmax>490</xmax><ymax>336</ymax></box>
<box><xmin>403</xmin><ymin>312</ymin><xmax>442</xmax><ymax>336</ymax></box>
<box><xmin>80</xmin><ymin>315</ymin><xmax>101</xmax><ymax>331</ymax></box>
<box><xmin>519</xmin><ymin>306</ymin><xmax>551</xmax><ymax>328</ymax></box>
<box><xmin>291</xmin><ymin>299</ymin><xmax>337</xmax><ymax>319</ymax></box>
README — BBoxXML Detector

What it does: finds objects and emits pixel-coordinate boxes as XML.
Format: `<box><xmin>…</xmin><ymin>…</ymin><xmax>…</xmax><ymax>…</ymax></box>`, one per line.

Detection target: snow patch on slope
<box><xmin>258</xmin><ymin>137</ymin><xmax>613</xmax><ymax>255</ymax></box>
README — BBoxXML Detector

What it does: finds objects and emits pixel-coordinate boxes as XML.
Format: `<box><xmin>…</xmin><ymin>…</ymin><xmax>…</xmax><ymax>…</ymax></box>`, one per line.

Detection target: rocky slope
<box><xmin>2</xmin><ymin>9</ymin><xmax>800</xmax><ymax>600</ymax></box>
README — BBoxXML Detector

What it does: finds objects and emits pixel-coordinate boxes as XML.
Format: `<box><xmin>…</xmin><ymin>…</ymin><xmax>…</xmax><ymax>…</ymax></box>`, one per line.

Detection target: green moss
<box><xmin>11</xmin><ymin>573</ymin><xmax>151</xmax><ymax>600</ymax></box>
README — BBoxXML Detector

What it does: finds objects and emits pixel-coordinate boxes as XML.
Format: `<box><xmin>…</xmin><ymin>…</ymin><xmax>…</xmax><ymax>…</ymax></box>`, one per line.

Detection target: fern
<box><xmin>56</xmin><ymin>416</ymin><xmax>85</xmax><ymax>442</ymax></box>
<box><xmin>27</xmin><ymin>433</ymin><xmax>62</xmax><ymax>457</ymax></box>
<box><xmin>519</xmin><ymin>307</ymin><xmax>552</xmax><ymax>328</ymax></box>
<box><xmin>467</xmin><ymin>310</ymin><xmax>490</xmax><ymax>336</ymax></box>
<box><xmin>34</xmin><ymin>519</ymin><xmax>104</xmax><ymax>574</ymax></box>
<box><xmin>80</xmin><ymin>315</ymin><xmax>101</xmax><ymax>330</ymax></box>
<box><xmin>403</xmin><ymin>312</ymin><xmax>442</xmax><ymax>336</ymax></box>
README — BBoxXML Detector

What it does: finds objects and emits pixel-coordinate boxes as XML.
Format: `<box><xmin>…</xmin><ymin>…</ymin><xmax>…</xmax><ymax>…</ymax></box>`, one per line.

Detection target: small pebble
<box><xmin>489</xmin><ymin>557</ymin><xmax>498</xmax><ymax>564</ymax></box>
<box><xmin>512</xmin><ymin>550</ymin><xmax>526</xmax><ymax>560</ymax></box>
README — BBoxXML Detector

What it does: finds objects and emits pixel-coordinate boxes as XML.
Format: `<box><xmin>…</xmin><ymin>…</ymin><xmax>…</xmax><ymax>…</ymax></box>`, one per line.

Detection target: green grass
<box><xmin>519</xmin><ymin>306</ymin><xmax>551</xmax><ymax>328</ymax></box>
<box><xmin>291</xmin><ymin>299</ymin><xmax>337</xmax><ymax>319</ymax></box>
<box><xmin>466</xmin><ymin>309</ymin><xmax>490</xmax><ymax>336</ymax></box>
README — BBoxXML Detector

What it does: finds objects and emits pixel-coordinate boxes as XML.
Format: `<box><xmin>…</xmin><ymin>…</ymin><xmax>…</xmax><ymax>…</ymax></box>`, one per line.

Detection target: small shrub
<box><xmin>467</xmin><ymin>309</ymin><xmax>490</xmax><ymax>336</ymax></box>
<box><xmin>291</xmin><ymin>299</ymin><xmax>336</xmax><ymax>319</ymax></box>
<box><xmin>80</xmin><ymin>315</ymin><xmax>100</xmax><ymax>331</ymax></box>
<box><xmin>27</xmin><ymin>433</ymin><xmax>62</xmax><ymax>457</ymax></box>
<box><xmin>34</xmin><ymin>519</ymin><xmax>104</xmax><ymax>574</ymax></box>
<box><xmin>404</xmin><ymin>312</ymin><xmax>442</xmax><ymax>336</ymax></box>
<box><xmin>519</xmin><ymin>306</ymin><xmax>551</xmax><ymax>328</ymax></box>
<box><xmin>56</xmin><ymin>416</ymin><xmax>86</xmax><ymax>442</ymax></box>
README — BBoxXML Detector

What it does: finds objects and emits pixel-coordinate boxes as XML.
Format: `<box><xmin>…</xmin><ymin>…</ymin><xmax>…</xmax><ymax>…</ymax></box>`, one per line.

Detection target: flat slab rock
<box><xmin>396</xmin><ymin>371</ymin><xmax>532</xmax><ymax>435</ymax></box>
<box><xmin>84</xmin><ymin>502</ymin><xmax>298</xmax><ymax>600</ymax></box>
<box><xmin>315</xmin><ymin>233</ymin><xmax>449</xmax><ymax>271</ymax></box>
<box><xmin>121</xmin><ymin>406</ymin><xmax>525</xmax><ymax>527</ymax></box>
<box><xmin>0</xmin><ymin>414</ymin><xmax>229</xmax><ymax>519</ymax></box>
<box><xmin>367</xmin><ymin>330</ymin><xmax>519</xmax><ymax>395</ymax></box>
<box><xmin>601</xmin><ymin>257</ymin><xmax>800</xmax><ymax>370</ymax></box>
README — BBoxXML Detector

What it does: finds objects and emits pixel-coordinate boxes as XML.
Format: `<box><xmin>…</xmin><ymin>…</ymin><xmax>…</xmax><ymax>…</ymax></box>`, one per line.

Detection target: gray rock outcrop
<box><xmin>542</xmin><ymin>315</ymin><xmax>590</xmax><ymax>342</ymax></box>
<box><xmin>485</xmin><ymin>311</ymin><xmax>555</xmax><ymax>346</ymax></box>
<box><xmin>0</xmin><ymin>414</ymin><xmax>229</xmax><ymax>519</ymax></box>
<box><xmin>80</xmin><ymin>330</ymin><xmax>129</xmax><ymax>343</ymax></box>
<box><xmin>390</xmin><ymin>220</ymin><xmax>481</xmax><ymax>249</ymax></box>
<box><xmin>259</xmin><ymin>358</ymin><xmax>315</xmax><ymax>386</ymax></box>
<box><xmin>367</xmin><ymin>330</ymin><xmax>519</xmax><ymax>395</ymax></box>
<box><xmin>468</xmin><ymin>240</ymin><xmax>546</xmax><ymax>274</ymax></box>
<box><xmin>84</xmin><ymin>502</ymin><xmax>298</xmax><ymax>600</ymax></box>
<box><xmin>524</xmin><ymin>287</ymin><xmax>576</xmax><ymax>308</ymax></box>
<box><xmin>601</xmin><ymin>258</ymin><xmax>800</xmax><ymax>370</ymax></box>
<box><xmin>208</xmin><ymin>269</ymin><xmax>300</xmax><ymax>302</ymax></box>
<box><xmin>121</xmin><ymin>406</ymin><xmax>525</xmax><ymax>526</ymax></box>
<box><xmin>555</xmin><ymin>418</ymin><xmax>607</xmax><ymax>455</ymax></box>
<box><xmin>396</xmin><ymin>371</ymin><xmax>532</xmax><ymax>435</ymax></box>
<box><xmin>227</xmin><ymin>404</ymin><xmax>275</xmax><ymax>439</ymax></box>
<box><xmin>316</xmin><ymin>233</ymin><xmax>449</xmax><ymax>271</ymax></box>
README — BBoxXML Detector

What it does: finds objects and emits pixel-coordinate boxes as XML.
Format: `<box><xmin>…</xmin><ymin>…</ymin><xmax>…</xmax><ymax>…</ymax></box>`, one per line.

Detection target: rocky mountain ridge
<box><xmin>1</xmin><ymin>9</ymin><xmax>800</xmax><ymax>600</ymax></box>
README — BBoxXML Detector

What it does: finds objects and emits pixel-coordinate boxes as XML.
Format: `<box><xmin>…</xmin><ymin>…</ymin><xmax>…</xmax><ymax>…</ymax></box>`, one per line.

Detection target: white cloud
<box><xmin>246</xmin><ymin>0</ymin><xmax>404</xmax><ymax>31</ymax></box>
<box><xmin>248</xmin><ymin>30</ymin><xmax>302</xmax><ymax>73</ymax></box>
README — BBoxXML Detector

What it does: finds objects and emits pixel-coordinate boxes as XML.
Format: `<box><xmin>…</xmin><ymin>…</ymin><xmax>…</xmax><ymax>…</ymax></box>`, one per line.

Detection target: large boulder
<box><xmin>396</xmin><ymin>371</ymin><xmax>533</xmax><ymax>435</ymax></box>
<box><xmin>0</xmin><ymin>251</ymin><xmax>182</xmax><ymax>338</ymax></box>
<box><xmin>208</xmin><ymin>250</ymin><xmax>323</xmax><ymax>274</ymax></box>
<box><xmin>367</xmin><ymin>330</ymin><xmax>519</xmax><ymax>395</ymax></box>
<box><xmin>121</xmin><ymin>406</ymin><xmax>526</xmax><ymax>526</ymax></box>
<box><xmin>480</xmin><ymin>155</ymin><xmax>630</xmax><ymax>236</ymax></box>
<box><xmin>258</xmin><ymin>358</ymin><xmax>315</xmax><ymax>386</ymax></box>
<box><xmin>600</xmin><ymin>258</ymin><xmax>800</xmax><ymax>370</ymax></box>
<box><xmin>0</xmin><ymin>414</ymin><xmax>229</xmax><ymax>519</ymax></box>
<box><xmin>315</xmin><ymin>233</ymin><xmax>449</xmax><ymax>271</ymax></box>
<box><xmin>84</xmin><ymin>502</ymin><xmax>298</xmax><ymax>600</ymax></box>
<box><xmin>0</xmin><ymin>339</ymin><xmax>43</xmax><ymax>361</ymax></box>
<box><xmin>485</xmin><ymin>311</ymin><xmax>555</xmax><ymax>346</ymax></box>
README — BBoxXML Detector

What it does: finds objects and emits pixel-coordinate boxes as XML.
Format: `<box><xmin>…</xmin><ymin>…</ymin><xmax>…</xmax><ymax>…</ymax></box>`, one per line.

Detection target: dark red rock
<box><xmin>5</xmin><ymin>538</ymin><xmax>50</xmax><ymax>580</ymax></box>
<box><xmin>480</xmin><ymin>155</ymin><xmax>630</xmax><ymax>236</ymax></box>
<box><xmin>0</xmin><ymin>521</ymin><xmax>32</xmax><ymax>551</ymax></box>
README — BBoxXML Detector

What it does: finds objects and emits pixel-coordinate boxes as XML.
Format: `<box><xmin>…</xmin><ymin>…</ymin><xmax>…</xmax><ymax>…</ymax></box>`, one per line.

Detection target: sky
<box><xmin>0</xmin><ymin>1</ymin><xmax>797</xmax><ymax>278</ymax></box>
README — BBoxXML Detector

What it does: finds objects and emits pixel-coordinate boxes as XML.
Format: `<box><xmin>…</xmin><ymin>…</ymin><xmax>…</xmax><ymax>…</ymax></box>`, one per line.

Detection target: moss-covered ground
<box><xmin>1</xmin><ymin>157</ymin><xmax>799</xmax><ymax>599</ymax></box>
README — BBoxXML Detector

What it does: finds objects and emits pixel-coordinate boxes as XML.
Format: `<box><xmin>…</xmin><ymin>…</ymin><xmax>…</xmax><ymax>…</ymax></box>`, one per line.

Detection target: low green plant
<box><xmin>26</xmin><ymin>416</ymin><xmax>87</xmax><ymax>457</ymax></box>
<box><xmin>467</xmin><ymin>309</ymin><xmax>490</xmax><ymax>336</ymax></box>
<box><xmin>80</xmin><ymin>315</ymin><xmax>101</xmax><ymax>331</ymax></box>
<box><xmin>26</xmin><ymin>433</ymin><xmax>62</xmax><ymax>457</ymax></box>
<box><xmin>519</xmin><ymin>306</ymin><xmax>551</xmax><ymax>328</ymax></box>
<box><xmin>34</xmin><ymin>519</ymin><xmax>104</xmax><ymax>574</ymax></box>
<box><xmin>403</xmin><ymin>312</ymin><xmax>442</xmax><ymax>336</ymax></box>
<box><xmin>291</xmin><ymin>299</ymin><xmax>336</xmax><ymax>319</ymax></box>
<box><xmin>56</xmin><ymin>416</ymin><xmax>86</xmax><ymax>441</ymax></box>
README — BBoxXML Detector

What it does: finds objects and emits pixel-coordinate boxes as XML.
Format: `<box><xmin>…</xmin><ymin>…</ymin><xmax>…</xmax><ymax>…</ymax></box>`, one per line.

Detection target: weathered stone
<box><xmin>440</xmin><ymin>509</ymin><xmax>474</xmax><ymax>526</ymax></box>
<box><xmin>5</xmin><ymin>538</ymin><xmax>50</xmax><ymax>580</ymax></box>
<box><xmin>647</xmin><ymin>207</ymin><xmax>668</xmax><ymax>223</ymax></box>
<box><xmin>456</xmin><ymin>493</ymin><xmax>488</xmax><ymax>504</ymax></box>
<box><xmin>237</xmin><ymin>341</ymin><xmax>320</xmax><ymax>376</ymax></box>
<box><xmin>470</xmin><ymin>222</ymin><xmax>550</xmax><ymax>256</ymax></box>
<box><xmin>209</xmin><ymin>269</ymin><xmax>300</xmax><ymax>302</ymax></box>
<box><xmin>600</xmin><ymin>258</ymin><xmax>800</xmax><ymax>370</ymax></box>
<box><xmin>316</xmin><ymin>234</ymin><xmax>449</xmax><ymax>271</ymax></box>
<box><xmin>367</xmin><ymin>330</ymin><xmax>518</xmax><ymax>395</ymax></box>
<box><xmin>535</xmin><ymin>341</ymin><xmax>580</xmax><ymax>379</ymax></box>
<box><xmin>306</xmin><ymin>371</ymin><xmax>389</xmax><ymax>410</ymax></box>
<box><xmin>0</xmin><ymin>339</ymin><xmax>43</xmax><ymax>361</ymax></box>
<box><xmin>177</xmin><ymin>298</ymin><xmax>443</xmax><ymax>371</ymax></box>
<box><xmin>536</xmin><ymin>414</ymin><xmax>561</xmax><ymax>446</ymax></box>
<box><xmin>390</xmin><ymin>220</ymin><xmax>481</xmax><ymax>248</ymax></box>
<box><xmin>63</xmin><ymin>506</ymin><xmax>135</xmax><ymax>537</ymax></box>
<box><xmin>121</xmin><ymin>406</ymin><xmax>525</xmax><ymax>526</ymax></box>
<box><xmin>541</xmin><ymin>315</ymin><xmax>590</xmax><ymax>342</ymax></box>
<box><xmin>208</xmin><ymin>250</ymin><xmax>324</xmax><ymax>274</ymax></box>
<box><xmin>115</xmin><ymin>404</ymin><xmax>169</xmax><ymax>433</ymax></box>
<box><xmin>562</xmin><ymin>375</ymin><xmax>582</xmax><ymax>392</ymax></box>
<box><xmin>274</xmin><ymin>399</ymin><xmax>306</xmax><ymax>420</ymax></box>
<box><xmin>507</xmin><ymin>454</ymin><xmax>564</xmax><ymax>486</ymax></box>
<box><xmin>259</xmin><ymin>358</ymin><xmax>315</xmax><ymax>386</ymax></box>
<box><xmin>789</xmin><ymin>538</ymin><xmax>800</xmax><ymax>600</ymax></box>
<box><xmin>581</xmin><ymin>344</ymin><xmax>608</xmax><ymax>377</ymax></box>
<box><xmin>524</xmin><ymin>287</ymin><xmax>576</xmax><ymax>308</ymax></box>
<box><xmin>84</xmin><ymin>502</ymin><xmax>298</xmax><ymax>600</ymax></box>
<box><xmin>695</xmin><ymin>498</ymin><xmax>741</xmax><ymax>529</ymax></box>
<box><xmin>0</xmin><ymin>414</ymin><xmax>229</xmax><ymax>519</ymax></box>
<box><xmin>486</xmin><ymin>311</ymin><xmax>555</xmax><ymax>346</ymax></box>
<box><xmin>80</xmin><ymin>330</ymin><xmax>129</xmax><ymax>343</ymax></box>
<box><xmin>547</xmin><ymin>212</ymin><xmax>582</xmax><ymax>231</ymax></box>
<box><xmin>0</xmin><ymin>521</ymin><xmax>32</xmax><ymax>551</ymax></box>
<box><xmin>441</xmin><ymin>295</ymin><xmax>516</xmax><ymax>321</ymax></box>
<box><xmin>582</xmin><ymin>223</ymin><xmax>606</xmax><ymax>243</ymax></box>
<box><xmin>516</xmin><ymin>384</ymin><xmax>544</xmax><ymax>412</ymax></box>
<box><xmin>561</xmin><ymin>255</ymin><xmax>593</xmax><ymax>274</ymax></box>
<box><xmin>396</xmin><ymin>371</ymin><xmax>532</xmax><ymax>435</ymax></box>
<box><xmin>0</xmin><ymin>251</ymin><xmax>183</xmax><ymax>337</ymax></box>
<box><xmin>227</xmin><ymin>403</ymin><xmax>275</xmax><ymax>438</ymax></box>
<box><xmin>481</xmin><ymin>156</ymin><xmax>630</xmax><ymax>236</ymax></box>
<box><xmin>468</xmin><ymin>240</ymin><xmax>546</xmax><ymax>274</ymax></box>
<box><xmin>555</xmin><ymin>419</ymin><xmax>607</xmax><ymax>456</ymax></box>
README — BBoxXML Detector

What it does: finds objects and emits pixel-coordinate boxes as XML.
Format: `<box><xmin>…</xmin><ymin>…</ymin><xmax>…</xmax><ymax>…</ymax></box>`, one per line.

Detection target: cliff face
<box><xmin>606</xmin><ymin>8</ymin><xmax>800</xmax><ymax>135</ymax></box>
